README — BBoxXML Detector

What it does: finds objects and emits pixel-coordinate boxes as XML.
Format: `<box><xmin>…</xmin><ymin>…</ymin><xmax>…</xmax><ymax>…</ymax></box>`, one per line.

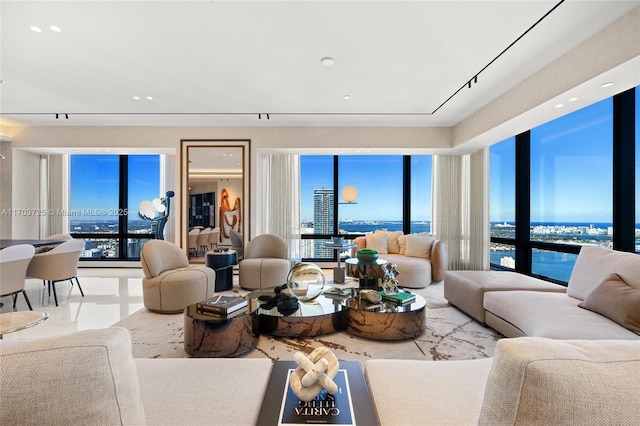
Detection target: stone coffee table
<box><xmin>183</xmin><ymin>302</ymin><xmax>258</xmax><ymax>357</ymax></box>
<box><xmin>343</xmin><ymin>293</ymin><xmax>426</xmax><ymax>340</ymax></box>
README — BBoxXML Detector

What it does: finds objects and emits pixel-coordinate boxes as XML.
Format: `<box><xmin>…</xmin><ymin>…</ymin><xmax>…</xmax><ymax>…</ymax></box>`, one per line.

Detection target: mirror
<box><xmin>181</xmin><ymin>140</ymin><xmax>250</xmax><ymax>262</ymax></box>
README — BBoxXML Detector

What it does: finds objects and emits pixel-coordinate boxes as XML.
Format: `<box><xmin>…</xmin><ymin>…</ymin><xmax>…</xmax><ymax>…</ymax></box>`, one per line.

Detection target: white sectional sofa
<box><xmin>365</xmin><ymin>337</ymin><xmax>640</xmax><ymax>426</ymax></box>
<box><xmin>352</xmin><ymin>230</ymin><xmax>447</xmax><ymax>288</ymax></box>
<box><xmin>445</xmin><ymin>246</ymin><xmax>640</xmax><ymax>340</ymax></box>
<box><xmin>0</xmin><ymin>327</ymin><xmax>272</xmax><ymax>426</ymax></box>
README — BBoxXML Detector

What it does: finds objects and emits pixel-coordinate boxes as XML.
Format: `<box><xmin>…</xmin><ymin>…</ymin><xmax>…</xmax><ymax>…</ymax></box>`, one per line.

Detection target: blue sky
<box><xmin>300</xmin><ymin>155</ymin><xmax>432</xmax><ymax>222</ymax></box>
<box><xmin>70</xmin><ymin>155</ymin><xmax>160</xmax><ymax>221</ymax></box>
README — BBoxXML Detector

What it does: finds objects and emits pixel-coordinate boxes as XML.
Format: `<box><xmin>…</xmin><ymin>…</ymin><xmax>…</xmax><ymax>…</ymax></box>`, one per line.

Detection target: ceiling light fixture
<box><xmin>555</xmin><ymin>103</ymin><xmax>564</xmax><ymax>108</ymax></box>
<box><xmin>146</xmin><ymin>96</ymin><xmax>153</xmax><ymax>100</ymax></box>
<box><xmin>133</xmin><ymin>96</ymin><xmax>140</xmax><ymax>100</ymax></box>
<box><xmin>569</xmin><ymin>97</ymin><xmax>578</xmax><ymax>102</ymax></box>
<box><xmin>50</xmin><ymin>25</ymin><xmax>62</xmax><ymax>32</ymax></box>
<box><xmin>601</xmin><ymin>82</ymin><xmax>614</xmax><ymax>88</ymax></box>
<box><xmin>321</xmin><ymin>57</ymin><xmax>334</xmax><ymax>66</ymax></box>
<box><xmin>30</xmin><ymin>25</ymin><xmax>42</xmax><ymax>32</ymax></box>
<box><xmin>344</xmin><ymin>95</ymin><xmax>351</xmax><ymax>100</ymax></box>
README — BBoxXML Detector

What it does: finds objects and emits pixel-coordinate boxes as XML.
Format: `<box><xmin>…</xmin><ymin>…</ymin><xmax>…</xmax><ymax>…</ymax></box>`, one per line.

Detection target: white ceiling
<box><xmin>0</xmin><ymin>0</ymin><xmax>638</xmax><ymax>128</ymax></box>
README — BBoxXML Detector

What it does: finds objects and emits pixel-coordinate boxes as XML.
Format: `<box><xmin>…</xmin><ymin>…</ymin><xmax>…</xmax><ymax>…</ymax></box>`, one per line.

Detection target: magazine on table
<box><xmin>278</xmin><ymin>369</ymin><xmax>355</xmax><ymax>425</ymax></box>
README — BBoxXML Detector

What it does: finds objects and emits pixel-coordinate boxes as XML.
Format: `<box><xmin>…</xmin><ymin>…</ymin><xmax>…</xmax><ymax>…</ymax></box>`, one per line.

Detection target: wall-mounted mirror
<box><xmin>181</xmin><ymin>140</ymin><xmax>250</xmax><ymax>263</ymax></box>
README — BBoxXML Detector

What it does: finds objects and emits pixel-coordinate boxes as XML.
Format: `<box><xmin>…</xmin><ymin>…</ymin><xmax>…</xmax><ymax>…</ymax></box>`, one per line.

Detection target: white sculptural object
<box><xmin>289</xmin><ymin>347</ymin><xmax>339</xmax><ymax>402</ymax></box>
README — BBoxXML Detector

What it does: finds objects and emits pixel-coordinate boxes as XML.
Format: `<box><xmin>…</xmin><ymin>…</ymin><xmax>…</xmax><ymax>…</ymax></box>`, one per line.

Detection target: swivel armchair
<box><xmin>239</xmin><ymin>234</ymin><xmax>291</xmax><ymax>290</ymax></box>
<box><xmin>140</xmin><ymin>240</ymin><xmax>215</xmax><ymax>313</ymax></box>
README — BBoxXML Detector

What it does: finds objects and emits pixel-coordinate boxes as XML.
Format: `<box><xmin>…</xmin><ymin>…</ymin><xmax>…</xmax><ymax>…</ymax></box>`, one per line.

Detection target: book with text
<box><xmin>379</xmin><ymin>290</ymin><xmax>416</xmax><ymax>305</ymax></box>
<box><xmin>278</xmin><ymin>369</ymin><xmax>355</xmax><ymax>425</ymax></box>
<box><xmin>196</xmin><ymin>295</ymin><xmax>247</xmax><ymax>314</ymax></box>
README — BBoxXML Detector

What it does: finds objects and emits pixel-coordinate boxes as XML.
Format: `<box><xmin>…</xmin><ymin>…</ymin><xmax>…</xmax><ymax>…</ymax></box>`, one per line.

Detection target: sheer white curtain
<box><xmin>261</xmin><ymin>154</ymin><xmax>301</xmax><ymax>260</ymax></box>
<box><xmin>39</xmin><ymin>154</ymin><xmax>68</xmax><ymax>238</ymax></box>
<box><xmin>432</xmin><ymin>148</ymin><xmax>489</xmax><ymax>271</ymax></box>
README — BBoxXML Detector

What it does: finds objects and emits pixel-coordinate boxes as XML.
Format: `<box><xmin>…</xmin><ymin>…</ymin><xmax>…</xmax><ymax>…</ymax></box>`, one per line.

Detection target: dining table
<box><xmin>0</xmin><ymin>239</ymin><xmax>66</xmax><ymax>250</ymax></box>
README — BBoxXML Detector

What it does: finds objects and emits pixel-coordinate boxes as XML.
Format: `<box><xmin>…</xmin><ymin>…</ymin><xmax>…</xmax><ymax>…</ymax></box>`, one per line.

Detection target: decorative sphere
<box><xmin>286</xmin><ymin>262</ymin><xmax>326</xmax><ymax>302</ymax></box>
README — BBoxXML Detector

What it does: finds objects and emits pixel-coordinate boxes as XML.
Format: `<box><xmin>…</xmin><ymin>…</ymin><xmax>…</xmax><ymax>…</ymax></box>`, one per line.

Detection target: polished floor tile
<box><xmin>0</xmin><ymin>268</ymin><xmax>145</xmax><ymax>340</ymax></box>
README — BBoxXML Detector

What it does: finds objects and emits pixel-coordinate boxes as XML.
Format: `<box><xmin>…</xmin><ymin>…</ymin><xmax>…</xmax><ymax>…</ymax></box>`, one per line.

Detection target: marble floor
<box><xmin>0</xmin><ymin>268</ymin><xmax>146</xmax><ymax>341</ymax></box>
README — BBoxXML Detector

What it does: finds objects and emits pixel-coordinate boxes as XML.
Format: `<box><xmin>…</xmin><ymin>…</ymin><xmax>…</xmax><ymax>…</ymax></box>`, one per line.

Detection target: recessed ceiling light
<box><xmin>146</xmin><ymin>96</ymin><xmax>153</xmax><ymax>100</ymax></box>
<box><xmin>555</xmin><ymin>103</ymin><xmax>564</xmax><ymax>108</ymax></box>
<box><xmin>133</xmin><ymin>96</ymin><xmax>140</xmax><ymax>100</ymax></box>
<box><xmin>601</xmin><ymin>82</ymin><xmax>614</xmax><ymax>88</ymax></box>
<box><xmin>344</xmin><ymin>95</ymin><xmax>351</xmax><ymax>100</ymax></box>
<box><xmin>568</xmin><ymin>97</ymin><xmax>578</xmax><ymax>102</ymax></box>
<box><xmin>30</xmin><ymin>26</ymin><xmax>42</xmax><ymax>32</ymax></box>
<box><xmin>50</xmin><ymin>25</ymin><xmax>62</xmax><ymax>32</ymax></box>
<box><xmin>321</xmin><ymin>57</ymin><xmax>334</xmax><ymax>66</ymax></box>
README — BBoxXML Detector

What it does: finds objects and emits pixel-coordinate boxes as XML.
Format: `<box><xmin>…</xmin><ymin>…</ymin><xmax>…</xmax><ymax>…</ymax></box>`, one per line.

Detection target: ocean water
<box><xmin>491</xmin><ymin>250</ymin><xmax>577</xmax><ymax>282</ymax></box>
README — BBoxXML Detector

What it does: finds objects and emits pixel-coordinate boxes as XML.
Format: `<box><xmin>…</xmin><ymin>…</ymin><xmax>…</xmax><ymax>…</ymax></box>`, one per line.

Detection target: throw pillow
<box><xmin>397</xmin><ymin>235</ymin><xmax>407</xmax><ymax>255</ymax></box>
<box><xmin>386</xmin><ymin>230</ymin><xmax>404</xmax><ymax>254</ymax></box>
<box><xmin>578</xmin><ymin>273</ymin><xmax>640</xmax><ymax>334</ymax></box>
<box><xmin>366</xmin><ymin>232</ymin><xmax>388</xmax><ymax>254</ymax></box>
<box><xmin>404</xmin><ymin>234</ymin><xmax>434</xmax><ymax>259</ymax></box>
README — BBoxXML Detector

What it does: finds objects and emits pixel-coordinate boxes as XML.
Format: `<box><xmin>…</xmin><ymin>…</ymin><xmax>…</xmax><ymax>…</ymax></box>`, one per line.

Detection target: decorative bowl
<box><xmin>356</xmin><ymin>249</ymin><xmax>379</xmax><ymax>263</ymax></box>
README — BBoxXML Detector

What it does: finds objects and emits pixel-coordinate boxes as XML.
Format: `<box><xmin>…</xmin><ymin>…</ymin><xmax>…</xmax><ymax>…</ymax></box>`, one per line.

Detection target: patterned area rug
<box><xmin>113</xmin><ymin>282</ymin><xmax>502</xmax><ymax>362</ymax></box>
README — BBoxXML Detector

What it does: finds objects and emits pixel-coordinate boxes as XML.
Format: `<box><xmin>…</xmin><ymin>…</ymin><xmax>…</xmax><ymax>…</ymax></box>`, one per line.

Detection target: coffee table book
<box><xmin>379</xmin><ymin>290</ymin><xmax>416</xmax><ymax>305</ymax></box>
<box><xmin>257</xmin><ymin>360</ymin><xmax>378</xmax><ymax>426</ymax></box>
<box><xmin>196</xmin><ymin>295</ymin><xmax>247</xmax><ymax>314</ymax></box>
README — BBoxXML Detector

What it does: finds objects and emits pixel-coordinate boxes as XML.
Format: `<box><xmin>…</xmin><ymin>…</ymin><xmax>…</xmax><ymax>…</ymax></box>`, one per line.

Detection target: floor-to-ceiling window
<box><xmin>70</xmin><ymin>154</ymin><xmax>160</xmax><ymax>260</ymax></box>
<box><xmin>300</xmin><ymin>155</ymin><xmax>431</xmax><ymax>261</ymax></box>
<box><xmin>489</xmin><ymin>86</ymin><xmax>636</xmax><ymax>283</ymax></box>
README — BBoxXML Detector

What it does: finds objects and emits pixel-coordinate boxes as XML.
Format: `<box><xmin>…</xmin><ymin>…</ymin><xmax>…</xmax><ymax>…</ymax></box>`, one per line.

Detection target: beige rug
<box><xmin>113</xmin><ymin>282</ymin><xmax>502</xmax><ymax>362</ymax></box>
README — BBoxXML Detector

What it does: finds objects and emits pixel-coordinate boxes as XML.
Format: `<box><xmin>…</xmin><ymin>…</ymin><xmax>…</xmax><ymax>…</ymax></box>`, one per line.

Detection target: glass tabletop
<box><xmin>0</xmin><ymin>311</ymin><xmax>49</xmax><ymax>337</ymax></box>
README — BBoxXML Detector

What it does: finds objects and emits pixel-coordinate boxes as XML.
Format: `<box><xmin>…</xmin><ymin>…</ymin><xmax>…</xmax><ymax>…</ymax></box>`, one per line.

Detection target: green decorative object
<box><xmin>356</xmin><ymin>249</ymin><xmax>379</xmax><ymax>264</ymax></box>
<box><xmin>286</xmin><ymin>262</ymin><xmax>326</xmax><ymax>302</ymax></box>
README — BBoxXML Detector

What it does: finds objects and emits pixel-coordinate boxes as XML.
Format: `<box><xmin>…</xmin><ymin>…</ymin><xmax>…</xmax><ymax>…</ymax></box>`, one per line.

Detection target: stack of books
<box><xmin>378</xmin><ymin>290</ymin><xmax>416</xmax><ymax>305</ymax></box>
<box><xmin>196</xmin><ymin>295</ymin><xmax>248</xmax><ymax>318</ymax></box>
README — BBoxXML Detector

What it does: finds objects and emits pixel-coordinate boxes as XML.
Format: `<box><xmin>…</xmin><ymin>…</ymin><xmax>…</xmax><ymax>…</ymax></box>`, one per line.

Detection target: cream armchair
<box><xmin>140</xmin><ymin>240</ymin><xmax>215</xmax><ymax>313</ymax></box>
<box><xmin>239</xmin><ymin>234</ymin><xmax>291</xmax><ymax>290</ymax></box>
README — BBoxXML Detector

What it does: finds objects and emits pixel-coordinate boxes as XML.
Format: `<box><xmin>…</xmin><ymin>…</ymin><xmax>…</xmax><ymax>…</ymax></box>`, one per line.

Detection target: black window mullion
<box><xmin>119</xmin><ymin>155</ymin><xmax>129</xmax><ymax>259</ymax></box>
<box><xmin>402</xmin><ymin>156</ymin><xmax>411</xmax><ymax>235</ymax></box>
<box><xmin>612</xmin><ymin>88</ymin><xmax>636</xmax><ymax>252</ymax></box>
<box><xmin>515</xmin><ymin>131</ymin><xmax>531</xmax><ymax>273</ymax></box>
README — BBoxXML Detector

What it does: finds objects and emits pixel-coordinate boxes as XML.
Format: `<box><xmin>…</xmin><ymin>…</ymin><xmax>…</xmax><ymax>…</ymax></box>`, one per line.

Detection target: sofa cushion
<box><xmin>484</xmin><ymin>290</ymin><xmax>640</xmax><ymax>339</ymax></box>
<box><xmin>135</xmin><ymin>358</ymin><xmax>273</xmax><ymax>426</ymax></box>
<box><xmin>397</xmin><ymin>235</ymin><xmax>407</xmax><ymax>255</ymax></box>
<box><xmin>365</xmin><ymin>231</ymin><xmax>388</xmax><ymax>254</ymax></box>
<box><xmin>384</xmin><ymin>230</ymin><xmax>404</xmax><ymax>254</ymax></box>
<box><xmin>478</xmin><ymin>338</ymin><xmax>640</xmax><ymax>426</ymax></box>
<box><xmin>567</xmin><ymin>246</ymin><xmax>640</xmax><ymax>301</ymax></box>
<box><xmin>366</xmin><ymin>358</ymin><xmax>493</xmax><ymax>426</ymax></box>
<box><xmin>0</xmin><ymin>327</ymin><xmax>146</xmax><ymax>426</ymax></box>
<box><xmin>578</xmin><ymin>273</ymin><xmax>640</xmax><ymax>334</ymax></box>
<box><xmin>404</xmin><ymin>234</ymin><xmax>434</xmax><ymax>259</ymax></box>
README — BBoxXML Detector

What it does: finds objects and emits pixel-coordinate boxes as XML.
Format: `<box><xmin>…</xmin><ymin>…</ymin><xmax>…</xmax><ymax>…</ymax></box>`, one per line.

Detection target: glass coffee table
<box><xmin>0</xmin><ymin>311</ymin><xmax>49</xmax><ymax>339</ymax></box>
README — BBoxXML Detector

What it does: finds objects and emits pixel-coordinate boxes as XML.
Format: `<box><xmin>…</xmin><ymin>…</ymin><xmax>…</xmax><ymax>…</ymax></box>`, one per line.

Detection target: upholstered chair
<box><xmin>26</xmin><ymin>239</ymin><xmax>86</xmax><ymax>306</ymax></box>
<box><xmin>188</xmin><ymin>229</ymin><xmax>200</xmax><ymax>258</ymax></box>
<box><xmin>0</xmin><ymin>244</ymin><xmax>36</xmax><ymax>310</ymax></box>
<box><xmin>140</xmin><ymin>240</ymin><xmax>215</xmax><ymax>313</ymax></box>
<box><xmin>208</xmin><ymin>227</ymin><xmax>220</xmax><ymax>250</ymax></box>
<box><xmin>230</xmin><ymin>229</ymin><xmax>244</xmax><ymax>260</ymax></box>
<box><xmin>239</xmin><ymin>234</ymin><xmax>291</xmax><ymax>290</ymax></box>
<box><xmin>196</xmin><ymin>227</ymin><xmax>212</xmax><ymax>257</ymax></box>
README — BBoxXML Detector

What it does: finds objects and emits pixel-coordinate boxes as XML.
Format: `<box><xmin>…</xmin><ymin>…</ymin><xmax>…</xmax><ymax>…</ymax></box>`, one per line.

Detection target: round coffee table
<box><xmin>183</xmin><ymin>303</ymin><xmax>258</xmax><ymax>357</ymax></box>
<box><xmin>251</xmin><ymin>291</ymin><xmax>350</xmax><ymax>337</ymax></box>
<box><xmin>343</xmin><ymin>293</ymin><xmax>426</xmax><ymax>340</ymax></box>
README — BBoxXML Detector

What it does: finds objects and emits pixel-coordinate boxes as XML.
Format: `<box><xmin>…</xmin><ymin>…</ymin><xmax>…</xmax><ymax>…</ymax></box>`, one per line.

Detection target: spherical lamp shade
<box><xmin>341</xmin><ymin>185</ymin><xmax>358</xmax><ymax>203</ymax></box>
<box><xmin>286</xmin><ymin>262</ymin><xmax>326</xmax><ymax>302</ymax></box>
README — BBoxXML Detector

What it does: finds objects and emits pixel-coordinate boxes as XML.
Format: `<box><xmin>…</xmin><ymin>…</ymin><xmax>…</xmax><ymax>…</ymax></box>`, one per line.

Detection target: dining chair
<box><xmin>196</xmin><ymin>227</ymin><xmax>212</xmax><ymax>257</ymax></box>
<box><xmin>0</xmin><ymin>244</ymin><xmax>37</xmax><ymax>310</ymax></box>
<box><xmin>230</xmin><ymin>229</ymin><xmax>244</xmax><ymax>260</ymax></box>
<box><xmin>26</xmin><ymin>239</ymin><xmax>86</xmax><ymax>306</ymax></box>
<box><xmin>208</xmin><ymin>227</ymin><xmax>220</xmax><ymax>251</ymax></box>
<box><xmin>188</xmin><ymin>229</ymin><xmax>200</xmax><ymax>258</ymax></box>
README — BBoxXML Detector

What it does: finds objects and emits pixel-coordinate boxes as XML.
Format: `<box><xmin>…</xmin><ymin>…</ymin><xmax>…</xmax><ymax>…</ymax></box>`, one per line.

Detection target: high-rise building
<box><xmin>313</xmin><ymin>189</ymin><xmax>334</xmax><ymax>257</ymax></box>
